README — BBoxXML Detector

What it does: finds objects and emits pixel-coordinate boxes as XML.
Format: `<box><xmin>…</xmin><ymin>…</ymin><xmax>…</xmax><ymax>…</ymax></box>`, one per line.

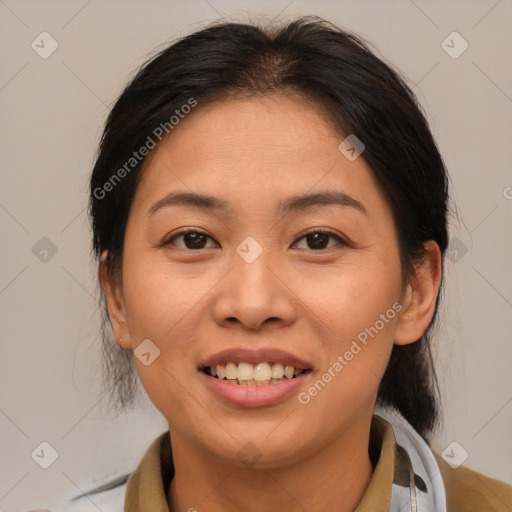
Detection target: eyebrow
<box><xmin>147</xmin><ymin>190</ymin><xmax>367</xmax><ymax>217</ymax></box>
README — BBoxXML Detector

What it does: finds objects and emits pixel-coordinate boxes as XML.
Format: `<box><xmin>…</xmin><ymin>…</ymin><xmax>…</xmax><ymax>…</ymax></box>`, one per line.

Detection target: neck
<box><xmin>167</xmin><ymin>413</ymin><xmax>376</xmax><ymax>512</ymax></box>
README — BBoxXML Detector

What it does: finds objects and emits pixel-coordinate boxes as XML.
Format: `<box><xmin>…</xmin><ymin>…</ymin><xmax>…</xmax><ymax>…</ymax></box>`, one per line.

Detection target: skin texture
<box><xmin>100</xmin><ymin>93</ymin><xmax>442</xmax><ymax>512</ymax></box>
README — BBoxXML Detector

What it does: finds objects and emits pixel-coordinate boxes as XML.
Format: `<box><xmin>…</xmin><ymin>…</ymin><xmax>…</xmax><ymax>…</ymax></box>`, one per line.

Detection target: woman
<box><xmin>36</xmin><ymin>15</ymin><xmax>511</xmax><ymax>512</ymax></box>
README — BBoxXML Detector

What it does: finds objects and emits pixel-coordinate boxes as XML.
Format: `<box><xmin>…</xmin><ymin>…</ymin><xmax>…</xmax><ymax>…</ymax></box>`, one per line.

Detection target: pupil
<box><xmin>307</xmin><ymin>232</ymin><xmax>328</xmax><ymax>250</ymax></box>
<box><xmin>185</xmin><ymin>232</ymin><xmax>206</xmax><ymax>249</ymax></box>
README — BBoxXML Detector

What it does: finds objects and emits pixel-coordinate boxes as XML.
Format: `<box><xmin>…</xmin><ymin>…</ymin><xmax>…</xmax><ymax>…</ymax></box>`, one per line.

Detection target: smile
<box><xmin>203</xmin><ymin>362</ymin><xmax>308</xmax><ymax>386</ymax></box>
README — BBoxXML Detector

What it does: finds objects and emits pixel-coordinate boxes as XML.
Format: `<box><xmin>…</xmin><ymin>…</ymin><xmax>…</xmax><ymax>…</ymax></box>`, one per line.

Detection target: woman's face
<box><xmin>107</xmin><ymin>94</ymin><xmax>410</xmax><ymax>466</ymax></box>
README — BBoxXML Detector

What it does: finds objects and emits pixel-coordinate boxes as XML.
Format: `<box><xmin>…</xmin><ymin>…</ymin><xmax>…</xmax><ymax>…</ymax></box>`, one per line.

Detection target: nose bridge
<box><xmin>232</xmin><ymin>235</ymin><xmax>279</xmax><ymax>304</ymax></box>
<box><xmin>213</xmin><ymin>236</ymin><xmax>296</xmax><ymax>329</ymax></box>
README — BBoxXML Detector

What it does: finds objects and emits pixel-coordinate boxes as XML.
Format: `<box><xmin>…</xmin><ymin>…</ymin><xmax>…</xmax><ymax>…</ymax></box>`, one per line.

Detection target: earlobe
<box><xmin>394</xmin><ymin>241</ymin><xmax>442</xmax><ymax>346</ymax></box>
<box><xmin>99</xmin><ymin>250</ymin><xmax>132</xmax><ymax>350</ymax></box>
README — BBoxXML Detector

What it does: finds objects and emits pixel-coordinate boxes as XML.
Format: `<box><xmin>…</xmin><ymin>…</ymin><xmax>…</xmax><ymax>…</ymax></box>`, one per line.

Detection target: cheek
<box><xmin>297</xmin><ymin>284</ymin><xmax>399</xmax><ymax>419</ymax></box>
<box><xmin>122</xmin><ymin>254</ymin><xmax>202</xmax><ymax>342</ymax></box>
<box><xmin>121</xmin><ymin>257</ymin><xmax>206</xmax><ymax>416</ymax></box>
<box><xmin>292</xmin><ymin>258</ymin><xmax>401</xmax><ymax>403</ymax></box>
<box><xmin>293</xmin><ymin>257</ymin><xmax>401</xmax><ymax>341</ymax></box>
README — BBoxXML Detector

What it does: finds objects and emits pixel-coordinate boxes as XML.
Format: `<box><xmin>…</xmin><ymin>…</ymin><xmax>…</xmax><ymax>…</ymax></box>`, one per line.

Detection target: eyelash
<box><xmin>163</xmin><ymin>227</ymin><xmax>348</xmax><ymax>251</ymax></box>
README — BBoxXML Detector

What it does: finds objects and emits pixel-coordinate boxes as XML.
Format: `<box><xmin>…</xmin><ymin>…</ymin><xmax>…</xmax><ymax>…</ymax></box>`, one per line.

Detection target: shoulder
<box><xmin>433</xmin><ymin>450</ymin><xmax>512</xmax><ymax>512</ymax></box>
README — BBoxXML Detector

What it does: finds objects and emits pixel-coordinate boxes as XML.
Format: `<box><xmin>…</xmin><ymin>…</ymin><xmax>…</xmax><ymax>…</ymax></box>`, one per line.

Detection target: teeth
<box><xmin>237</xmin><ymin>362</ymin><xmax>253</xmax><ymax>380</ymax></box>
<box><xmin>216</xmin><ymin>365</ymin><xmax>226</xmax><ymax>380</ymax></box>
<box><xmin>225</xmin><ymin>362</ymin><xmax>238</xmax><ymax>380</ymax></box>
<box><xmin>206</xmin><ymin>362</ymin><xmax>306</xmax><ymax>385</ymax></box>
<box><xmin>284</xmin><ymin>365</ymin><xmax>294</xmax><ymax>379</ymax></box>
<box><xmin>271</xmin><ymin>363</ymin><xmax>284</xmax><ymax>379</ymax></box>
<box><xmin>253</xmin><ymin>362</ymin><xmax>272</xmax><ymax>381</ymax></box>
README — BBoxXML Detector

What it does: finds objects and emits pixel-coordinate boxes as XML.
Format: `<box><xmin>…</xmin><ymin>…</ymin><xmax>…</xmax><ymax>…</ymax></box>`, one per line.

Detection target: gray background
<box><xmin>0</xmin><ymin>0</ymin><xmax>511</xmax><ymax>509</ymax></box>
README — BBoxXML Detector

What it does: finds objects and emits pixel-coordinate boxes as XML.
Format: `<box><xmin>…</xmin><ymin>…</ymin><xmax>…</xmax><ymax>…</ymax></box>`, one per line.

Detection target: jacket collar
<box><xmin>124</xmin><ymin>414</ymin><xmax>397</xmax><ymax>512</ymax></box>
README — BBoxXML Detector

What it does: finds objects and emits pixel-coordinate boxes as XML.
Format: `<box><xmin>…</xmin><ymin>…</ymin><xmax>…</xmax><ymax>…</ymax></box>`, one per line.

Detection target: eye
<box><xmin>293</xmin><ymin>229</ymin><xmax>347</xmax><ymax>250</ymax></box>
<box><xmin>164</xmin><ymin>228</ymin><xmax>347</xmax><ymax>251</ymax></box>
<box><xmin>164</xmin><ymin>229</ymin><xmax>217</xmax><ymax>250</ymax></box>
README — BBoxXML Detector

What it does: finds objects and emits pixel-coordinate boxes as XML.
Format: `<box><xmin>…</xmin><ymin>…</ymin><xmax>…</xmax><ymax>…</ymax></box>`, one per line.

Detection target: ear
<box><xmin>98</xmin><ymin>250</ymin><xmax>132</xmax><ymax>350</ymax></box>
<box><xmin>394</xmin><ymin>240</ymin><xmax>443</xmax><ymax>346</ymax></box>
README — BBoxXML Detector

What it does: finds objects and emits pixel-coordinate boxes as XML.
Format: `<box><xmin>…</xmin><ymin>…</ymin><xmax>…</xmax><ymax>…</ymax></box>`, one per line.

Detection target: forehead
<box><xmin>132</xmin><ymin>94</ymin><xmax>389</xmax><ymax>220</ymax></box>
<box><xmin>148</xmin><ymin>94</ymin><xmax>341</xmax><ymax>166</ymax></box>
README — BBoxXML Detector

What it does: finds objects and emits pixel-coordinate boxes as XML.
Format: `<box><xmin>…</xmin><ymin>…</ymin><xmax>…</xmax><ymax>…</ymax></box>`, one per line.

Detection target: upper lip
<box><xmin>198</xmin><ymin>347</ymin><xmax>313</xmax><ymax>370</ymax></box>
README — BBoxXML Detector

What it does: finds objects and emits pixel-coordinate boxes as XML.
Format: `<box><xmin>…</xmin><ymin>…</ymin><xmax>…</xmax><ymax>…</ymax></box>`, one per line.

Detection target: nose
<box><xmin>212</xmin><ymin>248</ymin><xmax>297</xmax><ymax>331</ymax></box>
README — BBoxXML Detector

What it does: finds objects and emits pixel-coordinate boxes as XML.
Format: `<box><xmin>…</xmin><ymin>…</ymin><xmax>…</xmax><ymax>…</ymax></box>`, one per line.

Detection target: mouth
<box><xmin>198</xmin><ymin>348</ymin><xmax>313</xmax><ymax>387</ymax></box>
<box><xmin>198</xmin><ymin>349</ymin><xmax>313</xmax><ymax>407</ymax></box>
<box><xmin>201</xmin><ymin>362</ymin><xmax>311</xmax><ymax>386</ymax></box>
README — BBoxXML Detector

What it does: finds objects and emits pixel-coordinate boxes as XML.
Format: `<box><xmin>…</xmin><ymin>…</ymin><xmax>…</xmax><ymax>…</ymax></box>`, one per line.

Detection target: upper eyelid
<box><xmin>164</xmin><ymin>228</ymin><xmax>216</xmax><ymax>246</ymax></box>
<box><xmin>166</xmin><ymin>228</ymin><xmax>347</xmax><ymax>247</ymax></box>
<box><xmin>292</xmin><ymin>229</ymin><xmax>348</xmax><ymax>248</ymax></box>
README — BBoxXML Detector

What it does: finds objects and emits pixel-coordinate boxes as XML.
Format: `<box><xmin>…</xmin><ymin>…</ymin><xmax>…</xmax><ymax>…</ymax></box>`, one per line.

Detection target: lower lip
<box><xmin>199</xmin><ymin>370</ymin><xmax>311</xmax><ymax>408</ymax></box>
